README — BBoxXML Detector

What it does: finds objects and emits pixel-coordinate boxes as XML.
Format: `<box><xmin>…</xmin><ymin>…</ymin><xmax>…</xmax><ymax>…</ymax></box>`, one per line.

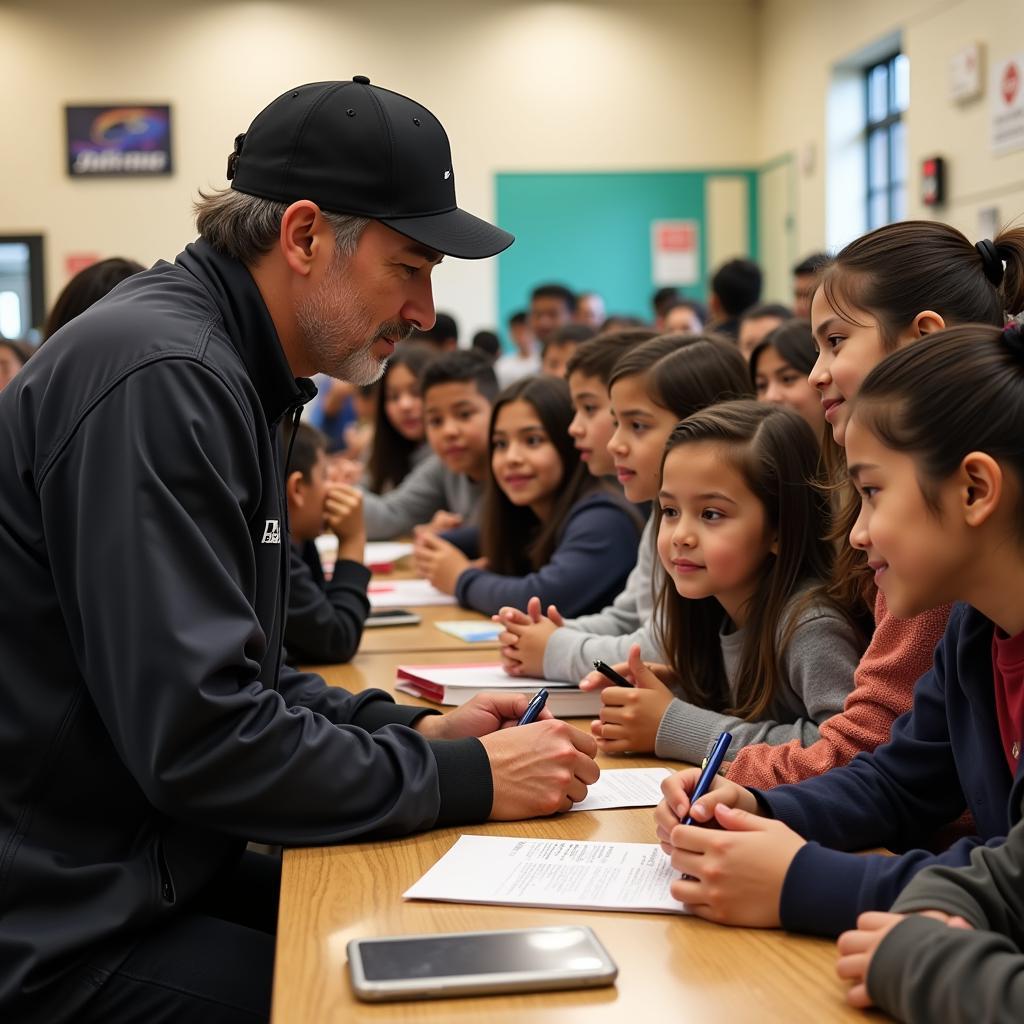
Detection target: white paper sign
<box><xmin>992</xmin><ymin>53</ymin><xmax>1024</xmax><ymax>155</ymax></box>
<box><xmin>651</xmin><ymin>220</ymin><xmax>699</xmax><ymax>286</ymax></box>
<box><xmin>950</xmin><ymin>43</ymin><xmax>984</xmax><ymax>104</ymax></box>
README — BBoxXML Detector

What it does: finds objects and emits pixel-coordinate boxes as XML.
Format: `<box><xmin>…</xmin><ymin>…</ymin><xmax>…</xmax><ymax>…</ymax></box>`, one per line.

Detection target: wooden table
<box><xmin>356</xmin><ymin>605</ymin><xmax>501</xmax><ymax>655</ymax></box>
<box><xmin>275</xmin><ymin>645</ymin><xmax>862</xmax><ymax>1023</ymax></box>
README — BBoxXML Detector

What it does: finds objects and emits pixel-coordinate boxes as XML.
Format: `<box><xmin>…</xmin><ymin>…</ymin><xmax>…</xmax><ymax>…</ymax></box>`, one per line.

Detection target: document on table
<box><xmin>364</xmin><ymin>541</ymin><xmax>414</xmax><ymax>567</ymax></box>
<box><xmin>368</xmin><ymin>579</ymin><xmax>457</xmax><ymax>608</ymax></box>
<box><xmin>403</xmin><ymin>835</ymin><xmax>686</xmax><ymax>915</ymax></box>
<box><xmin>568</xmin><ymin>768</ymin><xmax>673</xmax><ymax>812</ymax></box>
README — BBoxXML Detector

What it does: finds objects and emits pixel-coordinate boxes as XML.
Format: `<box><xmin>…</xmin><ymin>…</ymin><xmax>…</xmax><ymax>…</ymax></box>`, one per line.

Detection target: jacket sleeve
<box><xmin>867</xmin><ymin>914</ymin><xmax>1024</xmax><ymax>1024</ymax></box>
<box><xmin>40</xmin><ymin>360</ymin><xmax>493</xmax><ymax>844</ymax></box>
<box><xmin>284</xmin><ymin>549</ymin><xmax>370</xmax><ymax>664</ymax></box>
<box><xmin>361</xmin><ymin>454</ymin><xmax>448</xmax><ymax>539</ymax></box>
<box><xmin>654</xmin><ymin>608</ymin><xmax>860</xmax><ymax>762</ymax></box>
<box><xmin>889</xmin><ymin>791</ymin><xmax>1024</xmax><ymax>942</ymax></box>
<box><xmin>725</xmin><ymin>595</ymin><xmax>951</xmax><ymax>788</ymax></box>
<box><xmin>453</xmin><ymin>501</ymin><xmax>638</xmax><ymax>617</ymax></box>
<box><xmin>749</xmin><ymin>608</ymin><xmax>992</xmax><ymax>937</ymax></box>
<box><xmin>543</xmin><ymin>622</ymin><xmax>664</xmax><ymax>683</ymax></box>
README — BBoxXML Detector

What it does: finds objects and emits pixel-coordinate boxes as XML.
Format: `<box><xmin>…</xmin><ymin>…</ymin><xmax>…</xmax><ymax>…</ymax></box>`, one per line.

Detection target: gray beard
<box><xmin>296</xmin><ymin>259</ymin><xmax>412</xmax><ymax>386</ymax></box>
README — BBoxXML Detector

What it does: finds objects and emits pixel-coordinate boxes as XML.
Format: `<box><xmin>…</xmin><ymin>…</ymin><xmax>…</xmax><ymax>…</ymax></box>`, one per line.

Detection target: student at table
<box><xmin>0</xmin><ymin>78</ymin><xmax>599</xmax><ymax>1024</ymax></box>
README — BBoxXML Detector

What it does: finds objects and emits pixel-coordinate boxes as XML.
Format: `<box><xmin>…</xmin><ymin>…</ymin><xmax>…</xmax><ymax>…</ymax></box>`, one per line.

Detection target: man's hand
<box><xmin>587</xmin><ymin>644</ymin><xmax>674</xmax><ymax>754</ymax></box>
<box><xmin>324</xmin><ymin>484</ymin><xmax>365</xmax><ymax>563</ymax></box>
<box><xmin>481</xmin><ymin>719</ymin><xmax>600</xmax><ymax>819</ymax></box>
<box><xmin>836</xmin><ymin>909</ymin><xmax>975</xmax><ymax>1009</ymax></box>
<box><xmin>412</xmin><ymin>530</ymin><xmax>471</xmax><ymax>593</ymax></box>
<box><xmin>495</xmin><ymin>596</ymin><xmax>564</xmax><ymax>677</ymax></box>
<box><xmin>414</xmin><ymin>692</ymin><xmax>553</xmax><ymax>740</ymax></box>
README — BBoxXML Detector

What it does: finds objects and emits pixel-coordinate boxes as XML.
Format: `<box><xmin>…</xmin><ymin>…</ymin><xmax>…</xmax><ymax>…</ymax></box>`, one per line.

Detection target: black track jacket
<box><xmin>0</xmin><ymin>241</ymin><xmax>492</xmax><ymax>1020</ymax></box>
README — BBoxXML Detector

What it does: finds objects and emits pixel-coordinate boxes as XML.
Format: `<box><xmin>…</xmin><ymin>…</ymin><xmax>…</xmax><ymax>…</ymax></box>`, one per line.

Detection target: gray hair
<box><xmin>193</xmin><ymin>187</ymin><xmax>369</xmax><ymax>264</ymax></box>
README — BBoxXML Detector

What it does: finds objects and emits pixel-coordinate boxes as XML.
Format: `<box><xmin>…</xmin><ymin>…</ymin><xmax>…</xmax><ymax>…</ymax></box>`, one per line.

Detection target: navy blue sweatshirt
<box><xmin>450</xmin><ymin>491</ymin><xmax>640</xmax><ymax>617</ymax></box>
<box><xmin>283</xmin><ymin>541</ymin><xmax>371</xmax><ymax>664</ymax></box>
<box><xmin>751</xmin><ymin>603</ymin><xmax>1024</xmax><ymax>937</ymax></box>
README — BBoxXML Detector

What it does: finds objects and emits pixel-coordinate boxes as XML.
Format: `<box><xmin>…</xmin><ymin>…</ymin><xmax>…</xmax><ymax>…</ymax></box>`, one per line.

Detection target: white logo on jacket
<box><xmin>262</xmin><ymin>520</ymin><xmax>281</xmax><ymax>544</ymax></box>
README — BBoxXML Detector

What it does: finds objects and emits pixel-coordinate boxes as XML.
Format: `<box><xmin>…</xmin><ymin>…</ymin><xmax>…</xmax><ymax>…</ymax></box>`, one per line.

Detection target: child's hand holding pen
<box><xmin>581</xmin><ymin>644</ymin><xmax>675</xmax><ymax>755</ymax></box>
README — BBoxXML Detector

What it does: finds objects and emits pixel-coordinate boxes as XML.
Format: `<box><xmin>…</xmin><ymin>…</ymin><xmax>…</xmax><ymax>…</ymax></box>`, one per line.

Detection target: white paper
<box><xmin>368</xmin><ymin>579</ymin><xmax>457</xmax><ymax>608</ymax></box>
<box><xmin>404</xmin><ymin>835</ymin><xmax>686</xmax><ymax>915</ymax></box>
<box><xmin>569</xmin><ymin>768</ymin><xmax>672</xmax><ymax>813</ymax></box>
<box><xmin>433</xmin><ymin>620</ymin><xmax>502</xmax><ymax>643</ymax></box>
<box><xmin>364</xmin><ymin>541</ymin><xmax>414</xmax><ymax>566</ymax></box>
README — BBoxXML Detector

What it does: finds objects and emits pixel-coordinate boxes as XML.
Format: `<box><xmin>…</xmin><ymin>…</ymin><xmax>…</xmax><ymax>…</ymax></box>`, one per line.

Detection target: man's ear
<box><xmin>278</xmin><ymin>200</ymin><xmax>324</xmax><ymax>276</ymax></box>
<box><xmin>958</xmin><ymin>451</ymin><xmax>1003</xmax><ymax>529</ymax></box>
<box><xmin>286</xmin><ymin>469</ymin><xmax>306</xmax><ymax>507</ymax></box>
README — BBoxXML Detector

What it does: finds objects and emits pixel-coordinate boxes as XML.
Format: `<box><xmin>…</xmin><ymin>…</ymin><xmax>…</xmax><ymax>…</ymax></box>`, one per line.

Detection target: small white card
<box><xmin>364</xmin><ymin>541</ymin><xmax>414</xmax><ymax>566</ymax></box>
<box><xmin>404</xmin><ymin>834</ymin><xmax>686</xmax><ymax>915</ymax></box>
<box><xmin>433</xmin><ymin>620</ymin><xmax>502</xmax><ymax>643</ymax></box>
<box><xmin>568</xmin><ymin>768</ymin><xmax>672</xmax><ymax>813</ymax></box>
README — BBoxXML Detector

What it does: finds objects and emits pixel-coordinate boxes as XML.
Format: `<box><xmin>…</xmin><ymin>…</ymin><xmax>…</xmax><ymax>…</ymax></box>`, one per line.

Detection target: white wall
<box><xmin>0</xmin><ymin>0</ymin><xmax>760</xmax><ymax>337</ymax></box>
<box><xmin>757</xmin><ymin>0</ymin><xmax>1024</xmax><ymax>256</ymax></box>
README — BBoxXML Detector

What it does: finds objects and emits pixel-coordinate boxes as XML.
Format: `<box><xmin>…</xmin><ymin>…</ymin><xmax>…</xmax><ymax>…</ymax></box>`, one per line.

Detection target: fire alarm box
<box><xmin>921</xmin><ymin>156</ymin><xmax>945</xmax><ymax>206</ymax></box>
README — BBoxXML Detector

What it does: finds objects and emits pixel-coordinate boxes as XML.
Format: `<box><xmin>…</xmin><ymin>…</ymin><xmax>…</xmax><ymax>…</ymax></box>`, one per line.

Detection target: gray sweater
<box><xmin>362</xmin><ymin>454</ymin><xmax>481</xmax><ymax>540</ymax></box>
<box><xmin>867</xmin><ymin>789</ymin><xmax>1024</xmax><ymax>1023</ymax></box>
<box><xmin>542</xmin><ymin>514</ymin><xmax>665</xmax><ymax>681</ymax></box>
<box><xmin>654</xmin><ymin>596</ymin><xmax>860</xmax><ymax>763</ymax></box>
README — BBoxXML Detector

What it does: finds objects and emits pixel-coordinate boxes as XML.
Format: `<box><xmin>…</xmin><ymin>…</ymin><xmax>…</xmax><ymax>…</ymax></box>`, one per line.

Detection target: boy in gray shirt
<box><xmin>363</xmin><ymin>351</ymin><xmax>496</xmax><ymax>539</ymax></box>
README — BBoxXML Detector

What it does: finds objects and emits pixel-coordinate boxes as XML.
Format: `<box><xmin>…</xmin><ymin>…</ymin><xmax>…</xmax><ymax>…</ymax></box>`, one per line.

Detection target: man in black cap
<box><xmin>0</xmin><ymin>79</ymin><xmax>599</xmax><ymax>1023</ymax></box>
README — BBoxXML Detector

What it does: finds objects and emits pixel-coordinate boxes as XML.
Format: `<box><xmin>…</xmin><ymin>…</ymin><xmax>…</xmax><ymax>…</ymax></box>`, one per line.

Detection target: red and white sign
<box><xmin>64</xmin><ymin>252</ymin><xmax>99</xmax><ymax>278</ymax></box>
<box><xmin>651</xmin><ymin>220</ymin><xmax>699</xmax><ymax>286</ymax></box>
<box><xmin>950</xmin><ymin>43</ymin><xmax>983</xmax><ymax>104</ymax></box>
<box><xmin>992</xmin><ymin>53</ymin><xmax>1024</xmax><ymax>155</ymax></box>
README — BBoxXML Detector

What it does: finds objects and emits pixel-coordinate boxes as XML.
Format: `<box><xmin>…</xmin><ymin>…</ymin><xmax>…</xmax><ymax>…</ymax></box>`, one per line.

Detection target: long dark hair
<box><xmin>853</xmin><ymin>322</ymin><xmax>1024</xmax><ymax>531</ymax></box>
<box><xmin>817</xmin><ymin>221</ymin><xmax>1024</xmax><ymax>620</ymax></box>
<box><xmin>480</xmin><ymin>375</ymin><xmax>608</xmax><ymax>574</ymax></box>
<box><xmin>655</xmin><ymin>400</ymin><xmax>844</xmax><ymax>720</ymax></box>
<box><xmin>365</xmin><ymin>342</ymin><xmax>435</xmax><ymax>493</ymax></box>
<box><xmin>41</xmin><ymin>257</ymin><xmax>144</xmax><ymax>342</ymax></box>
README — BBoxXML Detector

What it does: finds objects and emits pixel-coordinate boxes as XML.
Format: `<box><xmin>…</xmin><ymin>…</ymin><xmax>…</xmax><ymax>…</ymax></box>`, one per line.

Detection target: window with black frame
<box><xmin>865</xmin><ymin>53</ymin><xmax>909</xmax><ymax>231</ymax></box>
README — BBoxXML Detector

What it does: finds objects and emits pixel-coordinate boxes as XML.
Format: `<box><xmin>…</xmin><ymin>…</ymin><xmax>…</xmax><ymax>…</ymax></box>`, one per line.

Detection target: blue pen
<box><xmin>682</xmin><ymin>731</ymin><xmax>733</xmax><ymax>825</ymax></box>
<box><xmin>517</xmin><ymin>688</ymin><xmax>549</xmax><ymax>725</ymax></box>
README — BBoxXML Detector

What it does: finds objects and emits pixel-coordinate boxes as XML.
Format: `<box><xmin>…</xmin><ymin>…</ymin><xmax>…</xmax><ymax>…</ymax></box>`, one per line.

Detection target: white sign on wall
<box><xmin>651</xmin><ymin>220</ymin><xmax>699</xmax><ymax>286</ymax></box>
<box><xmin>950</xmin><ymin>43</ymin><xmax>984</xmax><ymax>103</ymax></box>
<box><xmin>992</xmin><ymin>53</ymin><xmax>1024</xmax><ymax>155</ymax></box>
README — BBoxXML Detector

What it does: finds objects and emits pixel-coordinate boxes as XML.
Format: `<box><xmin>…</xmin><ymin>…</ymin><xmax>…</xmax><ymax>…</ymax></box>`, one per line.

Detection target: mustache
<box><xmin>374</xmin><ymin>320</ymin><xmax>416</xmax><ymax>344</ymax></box>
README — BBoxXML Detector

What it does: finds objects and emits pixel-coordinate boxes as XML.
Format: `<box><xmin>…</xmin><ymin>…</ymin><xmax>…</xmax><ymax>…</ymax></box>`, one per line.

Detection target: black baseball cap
<box><xmin>227</xmin><ymin>77</ymin><xmax>514</xmax><ymax>260</ymax></box>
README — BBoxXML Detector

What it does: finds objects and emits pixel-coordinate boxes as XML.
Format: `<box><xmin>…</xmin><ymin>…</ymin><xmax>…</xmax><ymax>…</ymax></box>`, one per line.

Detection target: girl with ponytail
<box><xmin>725</xmin><ymin>220</ymin><xmax>1024</xmax><ymax>791</ymax></box>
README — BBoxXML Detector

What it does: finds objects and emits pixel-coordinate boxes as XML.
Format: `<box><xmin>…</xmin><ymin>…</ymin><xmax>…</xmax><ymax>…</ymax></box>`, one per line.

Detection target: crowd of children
<box><xmin>13</xmin><ymin>217</ymin><xmax>1024</xmax><ymax>1022</ymax></box>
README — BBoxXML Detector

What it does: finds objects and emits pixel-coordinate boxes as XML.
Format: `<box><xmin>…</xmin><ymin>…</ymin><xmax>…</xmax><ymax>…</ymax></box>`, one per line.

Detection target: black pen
<box><xmin>592</xmin><ymin>660</ymin><xmax>634</xmax><ymax>688</ymax></box>
<box><xmin>517</xmin><ymin>689</ymin><xmax>548</xmax><ymax>725</ymax></box>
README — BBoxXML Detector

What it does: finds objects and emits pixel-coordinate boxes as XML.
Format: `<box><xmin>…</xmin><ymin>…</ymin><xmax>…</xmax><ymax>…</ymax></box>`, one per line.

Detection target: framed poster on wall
<box><xmin>65</xmin><ymin>104</ymin><xmax>173</xmax><ymax>176</ymax></box>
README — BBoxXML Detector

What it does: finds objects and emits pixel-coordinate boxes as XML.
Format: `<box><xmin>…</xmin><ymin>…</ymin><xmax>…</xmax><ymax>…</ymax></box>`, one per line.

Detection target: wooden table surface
<box><xmin>277</xmin><ymin>644</ymin><xmax>863</xmax><ymax>1023</ymax></box>
<box><xmin>356</xmin><ymin>604</ymin><xmax>501</xmax><ymax>655</ymax></box>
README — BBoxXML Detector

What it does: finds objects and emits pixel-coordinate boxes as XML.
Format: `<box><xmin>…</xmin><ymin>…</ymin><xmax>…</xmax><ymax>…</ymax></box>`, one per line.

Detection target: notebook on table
<box><xmin>395</xmin><ymin>663</ymin><xmax>601</xmax><ymax>716</ymax></box>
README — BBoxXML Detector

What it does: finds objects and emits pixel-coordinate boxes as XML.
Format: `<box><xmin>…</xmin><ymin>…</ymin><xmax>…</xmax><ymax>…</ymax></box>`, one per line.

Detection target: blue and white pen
<box><xmin>517</xmin><ymin>689</ymin><xmax>549</xmax><ymax>726</ymax></box>
<box><xmin>682</xmin><ymin>731</ymin><xmax>732</xmax><ymax>825</ymax></box>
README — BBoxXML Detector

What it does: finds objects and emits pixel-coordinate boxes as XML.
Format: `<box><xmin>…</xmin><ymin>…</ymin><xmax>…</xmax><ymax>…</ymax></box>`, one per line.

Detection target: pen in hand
<box><xmin>682</xmin><ymin>731</ymin><xmax>732</xmax><ymax>825</ymax></box>
<box><xmin>517</xmin><ymin>689</ymin><xmax>548</xmax><ymax>725</ymax></box>
<box><xmin>592</xmin><ymin>660</ymin><xmax>634</xmax><ymax>688</ymax></box>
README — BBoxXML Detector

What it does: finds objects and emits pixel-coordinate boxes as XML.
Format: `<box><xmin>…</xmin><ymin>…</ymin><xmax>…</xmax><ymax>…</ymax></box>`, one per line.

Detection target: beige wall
<box><xmin>0</xmin><ymin>0</ymin><xmax>760</xmax><ymax>337</ymax></box>
<box><xmin>757</xmin><ymin>0</ymin><xmax>1024</xmax><ymax>256</ymax></box>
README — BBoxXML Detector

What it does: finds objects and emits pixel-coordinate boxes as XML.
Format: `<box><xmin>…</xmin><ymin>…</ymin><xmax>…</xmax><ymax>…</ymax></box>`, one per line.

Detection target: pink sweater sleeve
<box><xmin>725</xmin><ymin>592</ymin><xmax>953</xmax><ymax>789</ymax></box>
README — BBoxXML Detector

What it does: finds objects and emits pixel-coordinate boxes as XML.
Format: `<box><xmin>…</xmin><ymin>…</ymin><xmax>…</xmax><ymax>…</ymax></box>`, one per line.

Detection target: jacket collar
<box><xmin>175</xmin><ymin>238</ymin><xmax>316</xmax><ymax>426</ymax></box>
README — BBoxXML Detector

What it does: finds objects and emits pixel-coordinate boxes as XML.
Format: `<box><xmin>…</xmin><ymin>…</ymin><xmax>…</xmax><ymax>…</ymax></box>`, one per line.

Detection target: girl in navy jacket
<box><xmin>413</xmin><ymin>375</ymin><xmax>640</xmax><ymax>617</ymax></box>
<box><xmin>653</xmin><ymin>317</ymin><xmax>1024</xmax><ymax>941</ymax></box>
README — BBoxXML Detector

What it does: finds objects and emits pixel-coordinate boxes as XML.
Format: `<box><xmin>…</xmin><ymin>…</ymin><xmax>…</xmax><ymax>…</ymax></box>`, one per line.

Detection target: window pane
<box><xmin>0</xmin><ymin>292</ymin><xmax>22</xmax><ymax>339</ymax></box>
<box><xmin>889</xmin><ymin>120</ymin><xmax>906</xmax><ymax>185</ymax></box>
<box><xmin>868</xmin><ymin>128</ymin><xmax>889</xmax><ymax>192</ymax></box>
<box><xmin>893</xmin><ymin>54</ymin><xmax>910</xmax><ymax>113</ymax></box>
<box><xmin>891</xmin><ymin>185</ymin><xmax>906</xmax><ymax>223</ymax></box>
<box><xmin>868</xmin><ymin>63</ymin><xmax>889</xmax><ymax>123</ymax></box>
<box><xmin>869</xmin><ymin>191</ymin><xmax>889</xmax><ymax>230</ymax></box>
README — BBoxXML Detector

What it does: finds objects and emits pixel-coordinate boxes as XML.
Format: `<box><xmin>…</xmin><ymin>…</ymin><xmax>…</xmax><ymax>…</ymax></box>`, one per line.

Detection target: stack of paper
<box><xmin>395</xmin><ymin>663</ymin><xmax>601</xmax><ymax>716</ymax></box>
<box><xmin>404</xmin><ymin>834</ymin><xmax>686</xmax><ymax>915</ymax></box>
<box><xmin>363</xmin><ymin>541</ymin><xmax>414</xmax><ymax>572</ymax></box>
<box><xmin>368</xmin><ymin>579</ymin><xmax>457</xmax><ymax>608</ymax></box>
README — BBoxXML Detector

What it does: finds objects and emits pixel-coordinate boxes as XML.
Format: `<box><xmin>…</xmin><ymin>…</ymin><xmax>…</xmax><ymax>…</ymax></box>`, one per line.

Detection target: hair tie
<box><xmin>976</xmin><ymin>238</ymin><xmax>1005</xmax><ymax>288</ymax></box>
<box><xmin>1003</xmin><ymin>315</ymin><xmax>1024</xmax><ymax>365</ymax></box>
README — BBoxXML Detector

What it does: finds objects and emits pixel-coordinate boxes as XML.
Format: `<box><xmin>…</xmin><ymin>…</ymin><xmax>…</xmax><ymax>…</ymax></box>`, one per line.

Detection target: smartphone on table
<box><xmin>364</xmin><ymin>608</ymin><xmax>422</xmax><ymax>628</ymax></box>
<box><xmin>347</xmin><ymin>925</ymin><xmax>617</xmax><ymax>1001</ymax></box>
